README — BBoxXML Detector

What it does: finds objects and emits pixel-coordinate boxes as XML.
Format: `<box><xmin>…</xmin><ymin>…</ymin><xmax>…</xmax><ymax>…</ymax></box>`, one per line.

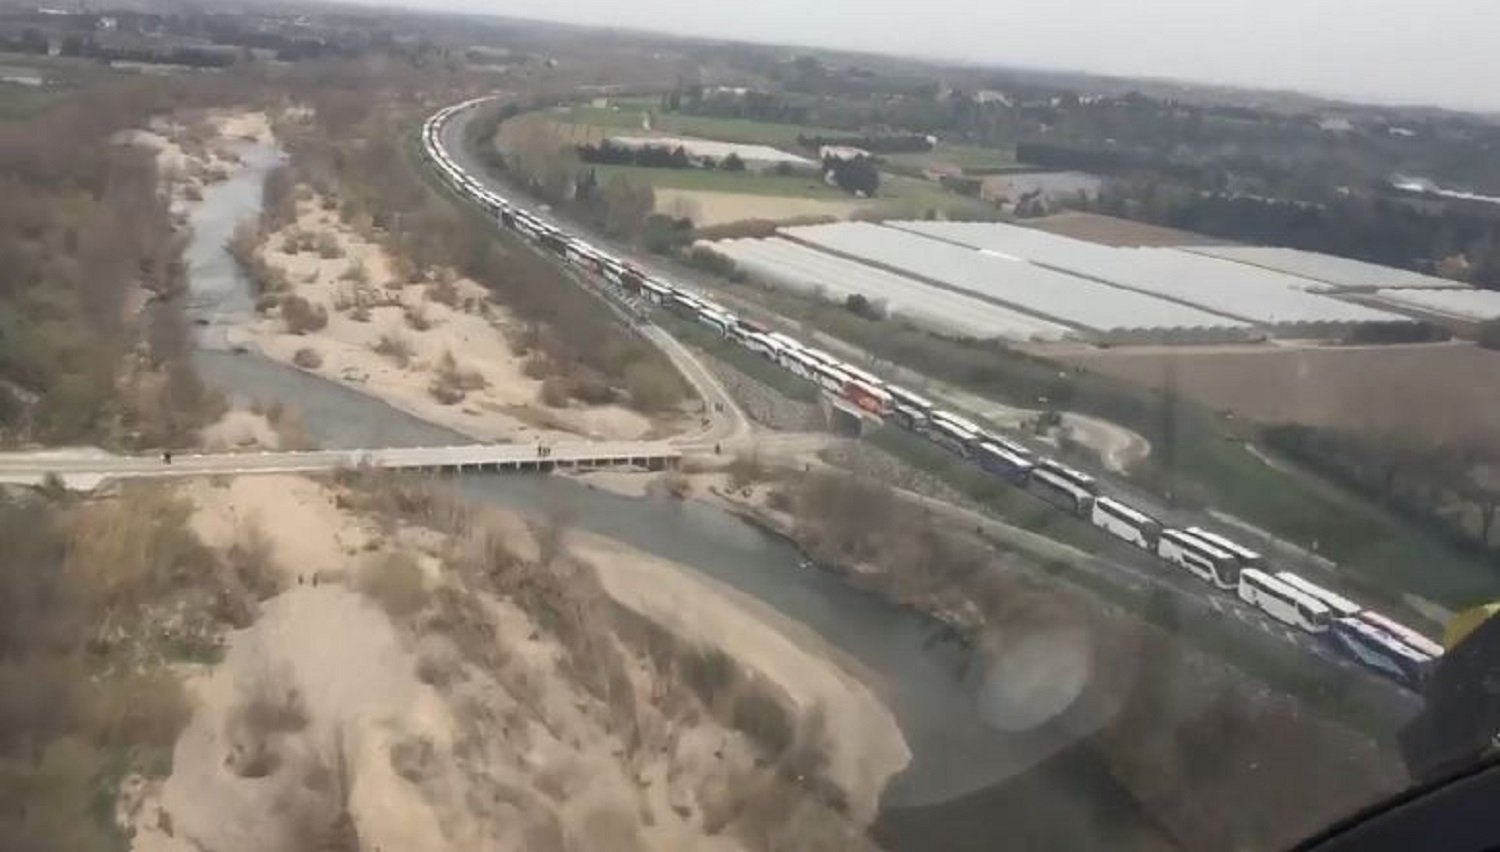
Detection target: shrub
<box><xmin>373</xmin><ymin>332</ymin><xmax>413</xmax><ymax>367</ymax></box>
<box><xmin>281</xmin><ymin>295</ymin><xmax>328</xmax><ymax>335</ymax></box>
<box><xmin>522</xmin><ymin>354</ymin><xmax>551</xmax><ymax>380</ymax></box>
<box><xmin>340</xmin><ymin>258</ymin><xmax>369</xmax><ymax>285</ymax></box>
<box><xmin>292</xmin><ymin>347</ymin><xmax>323</xmax><ymax>369</ymax></box>
<box><xmin>358</xmin><ymin>552</ymin><xmax>427</xmax><ymax>618</ymax></box>
<box><xmin>623</xmin><ymin>359</ymin><xmax>686</xmax><ymax>412</ymax></box>
<box><xmin>280</xmin><ymin>231</ymin><xmax>301</xmax><ymax>254</ymax></box>
<box><xmin>404</xmin><ymin>303</ymin><xmax>432</xmax><ymax>332</ymax></box>
<box><xmin>568</xmin><ymin>374</ymin><xmax>617</xmax><ymax>406</ymax></box>
<box><xmin>427</xmin><ymin>275</ymin><xmax>461</xmax><ymax>308</ymax></box>
<box><xmin>315</xmin><ymin>232</ymin><xmax>345</xmax><ymax>259</ymax></box>
<box><xmin>539</xmin><ymin>377</ymin><xmax>570</xmax><ymax>407</ymax></box>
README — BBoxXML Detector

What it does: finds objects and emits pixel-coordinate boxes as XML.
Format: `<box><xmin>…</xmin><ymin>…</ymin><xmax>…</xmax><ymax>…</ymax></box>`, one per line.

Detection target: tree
<box><xmin>827</xmin><ymin>156</ymin><xmax>879</xmax><ymax>197</ymax></box>
<box><xmin>1477</xmin><ymin>319</ymin><xmax>1500</xmax><ymax>351</ymax></box>
<box><xmin>602</xmin><ymin>175</ymin><xmax>655</xmax><ymax>241</ymax></box>
<box><xmin>721</xmin><ymin>152</ymin><xmax>746</xmax><ymax>172</ymax></box>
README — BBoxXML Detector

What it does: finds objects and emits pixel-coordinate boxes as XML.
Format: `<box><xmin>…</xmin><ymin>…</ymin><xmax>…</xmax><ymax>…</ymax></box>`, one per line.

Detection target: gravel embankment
<box><xmin>818</xmin><ymin>440</ymin><xmax>980</xmax><ymax>510</ymax></box>
<box><xmin>694</xmin><ymin>352</ymin><xmax>824</xmax><ymax>432</ymax></box>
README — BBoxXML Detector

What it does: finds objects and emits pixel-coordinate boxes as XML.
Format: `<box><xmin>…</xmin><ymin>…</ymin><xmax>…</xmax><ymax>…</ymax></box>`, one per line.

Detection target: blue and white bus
<box><xmin>1328</xmin><ymin>616</ymin><xmax>1434</xmax><ymax>688</ymax></box>
<box><xmin>975</xmin><ymin>442</ymin><xmax>1033</xmax><ymax>484</ymax></box>
<box><xmin>1357</xmin><ymin>611</ymin><xmax>1445</xmax><ymax>660</ymax></box>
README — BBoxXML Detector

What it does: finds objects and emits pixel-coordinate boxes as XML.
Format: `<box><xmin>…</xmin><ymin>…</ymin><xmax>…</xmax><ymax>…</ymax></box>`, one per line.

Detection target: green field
<box><xmin>554</xmin><ymin>103</ymin><xmax>843</xmax><ymax>147</ymax></box>
<box><xmin>587</xmin><ymin>162</ymin><xmax>848</xmax><ymax>199</ymax></box>
<box><xmin>887</xmin><ymin>143</ymin><xmax>1019</xmax><ymax>173</ymax></box>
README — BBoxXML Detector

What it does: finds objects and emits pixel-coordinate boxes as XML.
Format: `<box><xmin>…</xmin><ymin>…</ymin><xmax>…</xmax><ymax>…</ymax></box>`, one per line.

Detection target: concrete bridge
<box><xmin>0</xmin><ymin>441</ymin><xmax>683</xmax><ymax>491</ymax></box>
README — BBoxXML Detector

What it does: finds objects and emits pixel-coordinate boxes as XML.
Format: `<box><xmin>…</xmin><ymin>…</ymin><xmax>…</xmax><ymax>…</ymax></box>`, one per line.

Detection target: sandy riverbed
<box><xmin>121</xmin><ymin>473</ymin><xmax>903</xmax><ymax>850</ymax></box>
<box><xmin>235</xmin><ymin>193</ymin><xmax>669</xmax><ymax>444</ymax></box>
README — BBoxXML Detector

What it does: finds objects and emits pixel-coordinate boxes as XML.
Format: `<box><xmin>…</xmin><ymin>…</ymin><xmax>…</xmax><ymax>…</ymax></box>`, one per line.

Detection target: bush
<box><xmin>358</xmin><ymin>552</ymin><xmax>428</xmax><ymax>618</ymax></box>
<box><xmin>373</xmin><ymin>332</ymin><xmax>413</xmax><ymax>367</ymax></box>
<box><xmin>427</xmin><ymin>275</ymin><xmax>461</xmax><ymax>308</ymax></box>
<box><xmin>539</xmin><ymin>377</ymin><xmax>570</xmax><ymax>407</ymax></box>
<box><xmin>340</xmin><ymin>258</ymin><xmax>369</xmax><ymax>285</ymax></box>
<box><xmin>315</xmin><ymin>231</ymin><xmax>345</xmax><ymax>259</ymax></box>
<box><xmin>404</xmin><ymin>303</ymin><xmax>432</xmax><ymax>332</ymax></box>
<box><xmin>624</xmin><ymin>359</ymin><xmax>686</xmax><ymax>412</ymax></box>
<box><xmin>1478</xmin><ymin>319</ymin><xmax>1500</xmax><ymax>350</ymax></box>
<box><xmin>281</xmin><ymin>295</ymin><xmax>328</xmax><ymax>335</ymax></box>
<box><xmin>292</xmin><ymin>347</ymin><xmax>323</xmax><ymax>369</ymax></box>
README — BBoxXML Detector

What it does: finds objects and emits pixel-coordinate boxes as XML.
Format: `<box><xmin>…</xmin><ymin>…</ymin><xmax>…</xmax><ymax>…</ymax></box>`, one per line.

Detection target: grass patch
<box><xmin>554</xmin><ymin>104</ymin><xmax>843</xmax><ymax>146</ymax></box>
<box><xmin>586</xmin><ymin>162</ymin><xmax>844</xmax><ymax>199</ymax></box>
<box><xmin>886</xmin><ymin>143</ymin><xmax>1019</xmax><ymax>173</ymax></box>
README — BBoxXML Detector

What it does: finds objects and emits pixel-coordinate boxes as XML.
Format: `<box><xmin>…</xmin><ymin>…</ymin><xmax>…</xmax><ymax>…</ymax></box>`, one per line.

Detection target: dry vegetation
<box><xmin>136</xmin><ymin>468</ymin><xmax>875</xmax><ymax>851</ymax></box>
<box><xmin>0</xmin><ymin>73</ymin><xmax>247</xmax><ymax>448</ymax></box>
<box><xmin>254</xmin><ymin>62</ymin><xmax>690</xmax><ymax>416</ymax></box>
<box><xmin>736</xmin><ymin>466</ymin><xmax>1408</xmax><ymax>851</ymax></box>
<box><xmin>0</xmin><ymin>482</ymin><xmax>277</xmax><ymax>851</ymax></box>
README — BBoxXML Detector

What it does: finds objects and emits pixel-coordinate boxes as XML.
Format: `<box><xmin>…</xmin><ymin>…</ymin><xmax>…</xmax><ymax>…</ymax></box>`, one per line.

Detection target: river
<box><xmin>182</xmin><ymin>137</ymin><xmax>1170</xmax><ymax>849</ymax></box>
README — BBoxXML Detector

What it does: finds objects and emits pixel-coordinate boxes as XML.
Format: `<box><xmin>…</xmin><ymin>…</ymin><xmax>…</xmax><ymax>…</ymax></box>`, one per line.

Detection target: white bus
<box><xmin>929</xmin><ymin>419</ymin><xmax>979</xmax><ymax>457</ymax></box>
<box><xmin>887</xmin><ymin>385</ymin><xmax>934</xmax><ymax>412</ymax></box>
<box><xmin>984</xmin><ymin>434</ymin><xmax>1032</xmax><ymax>461</ymax></box>
<box><xmin>1274</xmin><ymin>572</ymin><xmax>1362</xmax><ymax>619</ymax></box>
<box><xmin>639</xmin><ymin>278</ymin><xmax>670</xmax><ymax>305</ymax></box>
<box><xmin>1028</xmin><ymin>467</ymin><xmax>1095</xmax><ymax>516</ymax></box>
<box><xmin>1186</xmin><ymin>527</ymin><xmax>1264</xmax><ymax>570</ymax></box>
<box><xmin>1157</xmin><ymin>529</ymin><xmax>1240</xmax><ymax>590</ymax></box>
<box><xmin>929</xmin><ymin>409</ymin><xmax>983</xmax><ymax>435</ymax></box>
<box><xmin>1090</xmin><ymin>496</ymin><xmax>1161</xmax><ymax>550</ymax></box>
<box><xmin>813</xmin><ymin>363</ymin><xmax>851</xmax><ymax>395</ymax></box>
<box><xmin>839</xmin><ymin>363</ymin><xmax>885</xmax><ymax>388</ymax></box>
<box><xmin>1357</xmin><ymin>611</ymin><xmax>1445</xmax><ymax>659</ymax></box>
<box><xmin>1238</xmin><ymin>569</ymin><xmax>1332</xmax><ymax>633</ymax></box>
<box><xmin>764</xmin><ymin>332</ymin><xmax>803</xmax><ymax>354</ymax></box>
<box><xmin>1036</xmin><ymin>458</ymin><xmax>1097</xmax><ymax>494</ymax></box>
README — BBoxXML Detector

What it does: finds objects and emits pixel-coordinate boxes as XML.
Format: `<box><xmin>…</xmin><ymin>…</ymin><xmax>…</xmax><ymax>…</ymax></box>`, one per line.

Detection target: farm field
<box><xmin>552</xmin><ymin>102</ymin><xmax>844</xmax><ymax>146</ymax></box>
<box><xmin>1025</xmin><ymin>210</ymin><xmax>1230</xmax><ymax>247</ymax></box>
<box><xmin>1048</xmin><ymin>340</ymin><xmax>1500</xmax><ymax>451</ymax></box>
<box><xmin>654</xmin><ymin>188</ymin><xmax>861</xmax><ymax>227</ymax></box>
<box><xmin>885</xmin><ymin>142</ymin><xmax>1021</xmax><ymax>174</ymax></box>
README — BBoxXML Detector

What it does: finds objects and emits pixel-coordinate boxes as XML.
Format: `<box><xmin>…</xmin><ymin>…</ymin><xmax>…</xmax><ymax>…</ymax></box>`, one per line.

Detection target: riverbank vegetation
<box><xmin>0</xmin><ymin>70</ymin><xmax>239</xmax><ymax>449</ymax></box>
<box><xmin>253</xmin><ymin>61</ymin><xmax>690</xmax><ymax>417</ymax></box>
<box><xmin>715</xmin><ymin>462</ymin><xmax>1406</xmax><ymax>851</ymax></box>
<box><xmin>0</xmin><ymin>484</ymin><xmax>252</xmax><ymax>851</ymax></box>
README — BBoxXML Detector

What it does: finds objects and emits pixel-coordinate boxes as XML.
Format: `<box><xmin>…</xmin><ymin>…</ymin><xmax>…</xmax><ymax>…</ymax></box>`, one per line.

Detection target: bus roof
<box><xmin>1032</xmin><ymin>465</ymin><xmax>1094</xmax><ymax>494</ymax></box>
<box><xmin>1274</xmin><ymin>572</ymin><xmax>1361</xmax><ymax>617</ymax></box>
<box><xmin>1037</xmin><ymin>457</ymin><xmax>1095</xmax><ymax>486</ymax></box>
<box><xmin>1242</xmin><ymin>568</ymin><xmax>1330</xmax><ymax>614</ymax></box>
<box><xmin>1162</xmin><ymin>528</ymin><xmax>1236</xmax><ymax>560</ymax></box>
<box><xmin>1359</xmin><ymin>611</ymin><xmax>1445</xmax><ymax>657</ymax></box>
<box><xmin>930</xmin><ymin>409</ymin><xmax>982</xmax><ymax>433</ymax></box>
<box><xmin>1187</xmin><ymin>527</ymin><xmax>1262</xmax><ymax>562</ymax></box>
<box><xmin>887</xmin><ymin>385</ymin><xmax>934</xmax><ymax>410</ymax></box>
<box><xmin>1336</xmin><ymin>617</ymin><xmax>1433</xmax><ymax>662</ymax></box>
<box><xmin>1094</xmin><ymin>496</ymin><xmax>1157</xmax><ymax>526</ymax></box>
<box><xmin>979</xmin><ymin>442</ymin><xmax>1032</xmax><ymax>468</ymax></box>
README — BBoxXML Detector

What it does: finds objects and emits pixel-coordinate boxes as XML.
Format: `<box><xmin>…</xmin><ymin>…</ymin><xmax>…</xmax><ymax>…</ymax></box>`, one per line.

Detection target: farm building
<box><xmin>705</xmin><ymin>237</ymin><xmax>1073</xmax><ymax>342</ymax></box>
<box><xmin>777</xmin><ymin>222</ymin><xmax>1254</xmax><ymax>344</ymax></box>
<box><xmin>604</xmin><ymin>135</ymin><xmax>813</xmax><ymax>171</ymax></box>
<box><xmin>1185</xmin><ymin>245</ymin><xmax>1468</xmax><ymax>292</ymax></box>
<box><xmin>889</xmin><ymin>220</ymin><xmax>1416</xmax><ymax>337</ymax></box>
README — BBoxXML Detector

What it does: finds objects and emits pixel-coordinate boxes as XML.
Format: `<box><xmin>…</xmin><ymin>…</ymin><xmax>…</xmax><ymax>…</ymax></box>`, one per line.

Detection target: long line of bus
<box><xmin>422</xmin><ymin>99</ymin><xmax>1441</xmax><ymax>691</ymax></box>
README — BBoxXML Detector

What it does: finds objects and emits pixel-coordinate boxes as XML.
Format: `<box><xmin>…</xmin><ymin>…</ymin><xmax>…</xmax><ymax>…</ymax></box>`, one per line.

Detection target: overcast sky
<box><xmin>383</xmin><ymin>0</ymin><xmax>1500</xmax><ymax>112</ymax></box>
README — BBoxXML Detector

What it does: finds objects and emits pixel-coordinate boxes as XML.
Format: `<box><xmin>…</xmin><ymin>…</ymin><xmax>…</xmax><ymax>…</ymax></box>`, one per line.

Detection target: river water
<box><xmin>182</xmin><ymin>138</ymin><xmax>1154</xmax><ymax>840</ymax></box>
